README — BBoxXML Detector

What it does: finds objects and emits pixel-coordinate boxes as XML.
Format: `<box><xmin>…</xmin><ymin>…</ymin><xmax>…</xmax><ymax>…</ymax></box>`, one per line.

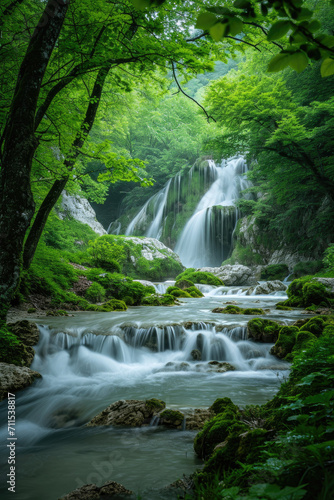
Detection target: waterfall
<box><xmin>113</xmin><ymin>156</ymin><xmax>251</xmax><ymax>268</ymax></box>
<box><xmin>174</xmin><ymin>157</ymin><xmax>250</xmax><ymax>267</ymax></box>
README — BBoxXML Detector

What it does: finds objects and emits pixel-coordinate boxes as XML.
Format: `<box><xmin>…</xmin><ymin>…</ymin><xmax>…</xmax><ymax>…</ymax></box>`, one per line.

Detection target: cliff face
<box><xmin>58</xmin><ymin>192</ymin><xmax>106</xmax><ymax>236</ymax></box>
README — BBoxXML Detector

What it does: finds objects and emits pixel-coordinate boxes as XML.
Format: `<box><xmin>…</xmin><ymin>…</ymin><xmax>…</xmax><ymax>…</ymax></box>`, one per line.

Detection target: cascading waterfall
<box><xmin>114</xmin><ymin>156</ymin><xmax>251</xmax><ymax>268</ymax></box>
<box><xmin>174</xmin><ymin>157</ymin><xmax>250</xmax><ymax>267</ymax></box>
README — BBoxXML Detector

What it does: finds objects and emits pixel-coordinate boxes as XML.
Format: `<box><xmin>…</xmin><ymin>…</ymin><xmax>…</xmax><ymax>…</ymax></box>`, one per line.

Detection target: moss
<box><xmin>141</xmin><ymin>293</ymin><xmax>176</xmax><ymax>306</ymax></box>
<box><xmin>145</xmin><ymin>398</ymin><xmax>166</xmax><ymax>413</ymax></box>
<box><xmin>299</xmin><ymin>316</ymin><xmax>328</xmax><ymax>337</ymax></box>
<box><xmin>276</xmin><ymin>304</ymin><xmax>292</xmax><ymax>311</ymax></box>
<box><xmin>185</xmin><ymin>286</ymin><xmax>204</xmax><ymax>298</ymax></box>
<box><xmin>46</xmin><ymin>310</ymin><xmax>69</xmax><ymax>316</ymax></box>
<box><xmin>270</xmin><ymin>326</ymin><xmax>299</xmax><ymax>359</ymax></box>
<box><xmin>243</xmin><ymin>307</ymin><xmax>265</xmax><ymax>315</ymax></box>
<box><xmin>0</xmin><ymin>325</ymin><xmax>33</xmax><ymax>366</ymax></box>
<box><xmin>169</xmin><ymin>288</ymin><xmax>192</xmax><ymax>298</ymax></box>
<box><xmin>293</xmin><ymin>260</ymin><xmax>324</xmax><ymax>277</ymax></box>
<box><xmin>27</xmin><ymin>308</ymin><xmax>36</xmax><ymax>313</ymax></box>
<box><xmin>210</xmin><ymin>397</ymin><xmax>240</xmax><ymax>415</ymax></box>
<box><xmin>86</xmin><ymin>299</ymin><xmax>127</xmax><ymax>312</ymax></box>
<box><xmin>175</xmin><ymin>279</ymin><xmax>194</xmax><ymax>289</ymax></box>
<box><xmin>292</xmin><ymin>330</ymin><xmax>317</xmax><ymax>354</ymax></box>
<box><xmin>85</xmin><ymin>282</ymin><xmax>106</xmax><ymax>303</ymax></box>
<box><xmin>213</xmin><ymin>305</ymin><xmax>265</xmax><ymax>315</ymax></box>
<box><xmin>176</xmin><ymin>269</ymin><xmax>223</xmax><ymax>286</ymax></box>
<box><xmin>260</xmin><ymin>264</ymin><xmax>289</xmax><ymax>281</ymax></box>
<box><xmin>247</xmin><ymin>318</ymin><xmax>281</xmax><ymax>342</ymax></box>
<box><xmin>160</xmin><ymin>409</ymin><xmax>185</xmax><ymax>426</ymax></box>
<box><xmin>302</xmin><ymin>281</ymin><xmax>329</xmax><ymax>306</ymax></box>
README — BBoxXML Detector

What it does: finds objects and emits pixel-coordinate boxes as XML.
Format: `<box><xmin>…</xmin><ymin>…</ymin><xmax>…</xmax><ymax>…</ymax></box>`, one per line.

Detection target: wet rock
<box><xmin>7</xmin><ymin>320</ymin><xmax>39</xmax><ymax>346</ymax></box>
<box><xmin>184</xmin><ymin>409</ymin><xmax>214</xmax><ymax>430</ymax></box>
<box><xmin>49</xmin><ymin>408</ymin><xmax>81</xmax><ymax>429</ymax></box>
<box><xmin>191</xmin><ymin>349</ymin><xmax>202</xmax><ymax>361</ymax></box>
<box><xmin>133</xmin><ymin>279</ymin><xmax>156</xmax><ymax>288</ymax></box>
<box><xmin>59</xmin><ymin>481</ymin><xmax>133</xmax><ymax>499</ymax></box>
<box><xmin>247</xmin><ymin>318</ymin><xmax>282</xmax><ymax>343</ymax></box>
<box><xmin>313</xmin><ymin>277</ymin><xmax>334</xmax><ymax>293</ymax></box>
<box><xmin>86</xmin><ymin>399</ymin><xmax>166</xmax><ymax>427</ymax></box>
<box><xmin>198</xmin><ymin>265</ymin><xmax>256</xmax><ymax>286</ymax></box>
<box><xmin>160</xmin><ymin>409</ymin><xmax>185</xmax><ymax>428</ymax></box>
<box><xmin>0</xmin><ymin>363</ymin><xmax>42</xmax><ymax>401</ymax></box>
<box><xmin>159</xmin><ymin>362</ymin><xmax>190</xmax><ymax>372</ymax></box>
<box><xmin>247</xmin><ymin>280</ymin><xmax>287</xmax><ymax>295</ymax></box>
<box><xmin>207</xmin><ymin>361</ymin><xmax>236</xmax><ymax>372</ymax></box>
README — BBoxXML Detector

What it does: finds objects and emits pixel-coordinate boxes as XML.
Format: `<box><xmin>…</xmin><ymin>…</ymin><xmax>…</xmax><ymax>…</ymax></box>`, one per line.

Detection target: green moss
<box><xmin>160</xmin><ymin>409</ymin><xmax>185</xmax><ymax>426</ymax></box>
<box><xmin>276</xmin><ymin>304</ymin><xmax>292</xmax><ymax>311</ymax></box>
<box><xmin>145</xmin><ymin>398</ymin><xmax>166</xmax><ymax>413</ymax></box>
<box><xmin>0</xmin><ymin>325</ymin><xmax>33</xmax><ymax>366</ymax></box>
<box><xmin>213</xmin><ymin>305</ymin><xmax>265</xmax><ymax>315</ymax></box>
<box><xmin>169</xmin><ymin>289</ymin><xmax>192</xmax><ymax>298</ymax></box>
<box><xmin>85</xmin><ymin>282</ymin><xmax>106</xmax><ymax>303</ymax></box>
<box><xmin>175</xmin><ymin>279</ymin><xmax>194</xmax><ymax>289</ymax></box>
<box><xmin>302</xmin><ymin>281</ymin><xmax>328</xmax><ymax>306</ymax></box>
<box><xmin>270</xmin><ymin>326</ymin><xmax>299</xmax><ymax>359</ymax></box>
<box><xmin>141</xmin><ymin>294</ymin><xmax>176</xmax><ymax>306</ymax></box>
<box><xmin>292</xmin><ymin>330</ymin><xmax>317</xmax><ymax>353</ymax></box>
<box><xmin>176</xmin><ymin>269</ymin><xmax>223</xmax><ymax>286</ymax></box>
<box><xmin>260</xmin><ymin>264</ymin><xmax>289</xmax><ymax>281</ymax></box>
<box><xmin>247</xmin><ymin>318</ymin><xmax>281</xmax><ymax>342</ymax></box>
<box><xmin>210</xmin><ymin>397</ymin><xmax>240</xmax><ymax>415</ymax></box>
<box><xmin>185</xmin><ymin>286</ymin><xmax>204</xmax><ymax>298</ymax></box>
<box><xmin>299</xmin><ymin>316</ymin><xmax>328</xmax><ymax>337</ymax></box>
<box><xmin>293</xmin><ymin>260</ymin><xmax>324</xmax><ymax>277</ymax></box>
<box><xmin>243</xmin><ymin>307</ymin><xmax>265</xmax><ymax>315</ymax></box>
<box><xmin>86</xmin><ymin>299</ymin><xmax>127</xmax><ymax>312</ymax></box>
<box><xmin>27</xmin><ymin>308</ymin><xmax>36</xmax><ymax>313</ymax></box>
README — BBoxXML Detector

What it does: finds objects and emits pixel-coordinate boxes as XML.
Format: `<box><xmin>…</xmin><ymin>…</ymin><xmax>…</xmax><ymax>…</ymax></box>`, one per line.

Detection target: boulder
<box><xmin>0</xmin><ymin>363</ymin><xmax>42</xmax><ymax>401</ymax></box>
<box><xmin>190</xmin><ymin>349</ymin><xmax>202</xmax><ymax>361</ymax></box>
<box><xmin>160</xmin><ymin>409</ymin><xmax>185</xmax><ymax>428</ymax></box>
<box><xmin>184</xmin><ymin>409</ymin><xmax>214</xmax><ymax>430</ymax></box>
<box><xmin>247</xmin><ymin>280</ymin><xmax>287</xmax><ymax>295</ymax></box>
<box><xmin>59</xmin><ymin>481</ymin><xmax>133</xmax><ymax>500</ymax></box>
<box><xmin>207</xmin><ymin>361</ymin><xmax>236</xmax><ymax>373</ymax></box>
<box><xmin>198</xmin><ymin>265</ymin><xmax>256</xmax><ymax>286</ymax></box>
<box><xmin>313</xmin><ymin>278</ymin><xmax>334</xmax><ymax>294</ymax></box>
<box><xmin>58</xmin><ymin>192</ymin><xmax>106</xmax><ymax>235</ymax></box>
<box><xmin>86</xmin><ymin>398</ymin><xmax>166</xmax><ymax>427</ymax></box>
<box><xmin>7</xmin><ymin>320</ymin><xmax>39</xmax><ymax>346</ymax></box>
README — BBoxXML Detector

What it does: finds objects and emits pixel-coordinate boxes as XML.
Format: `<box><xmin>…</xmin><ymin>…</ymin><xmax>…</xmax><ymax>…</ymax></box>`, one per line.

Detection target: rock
<box><xmin>184</xmin><ymin>409</ymin><xmax>214</xmax><ymax>430</ymax></box>
<box><xmin>160</xmin><ymin>409</ymin><xmax>185</xmax><ymax>428</ymax></box>
<box><xmin>247</xmin><ymin>318</ymin><xmax>282</xmax><ymax>343</ymax></box>
<box><xmin>0</xmin><ymin>363</ymin><xmax>42</xmax><ymax>401</ymax></box>
<box><xmin>124</xmin><ymin>236</ymin><xmax>182</xmax><ymax>264</ymax></box>
<box><xmin>86</xmin><ymin>399</ymin><xmax>166</xmax><ymax>427</ymax></box>
<box><xmin>7</xmin><ymin>320</ymin><xmax>39</xmax><ymax>346</ymax></box>
<box><xmin>59</xmin><ymin>481</ymin><xmax>133</xmax><ymax>500</ymax></box>
<box><xmin>247</xmin><ymin>280</ymin><xmax>287</xmax><ymax>295</ymax></box>
<box><xmin>191</xmin><ymin>349</ymin><xmax>202</xmax><ymax>361</ymax></box>
<box><xmin>207</xmin><ymin>361</ymin><xmax>236</xmax><ymax>372</ymax></box>
<box><xmin>58</xmin><ymin>192</ymin><xmax>106</xmax><ymax>235</ymax></box>
<box><xmin>198</xmin><ymin>265</ymin><xmax>256</xmax><ymax>286</ymax></box>
<box><xmin>313</xmin><ymin>277</ymin><xmax>334</xmax><ymax>294</ymax></box>
<box><xmin>133</xmin><ymin>279</ymin><xmax>156</xmax><ymax>289</ymax></box>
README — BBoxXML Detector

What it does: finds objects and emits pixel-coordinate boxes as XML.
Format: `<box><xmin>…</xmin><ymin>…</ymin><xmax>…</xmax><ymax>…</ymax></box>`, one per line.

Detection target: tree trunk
<box><xmin>0</xmin><ymin>0</ymin><xmax>69</xmax><ymax>321</ymax></box>
<box><xmin>22</xmin><ymin>65</ymin><xmax>110</xmax><ymax>271</ymax></box>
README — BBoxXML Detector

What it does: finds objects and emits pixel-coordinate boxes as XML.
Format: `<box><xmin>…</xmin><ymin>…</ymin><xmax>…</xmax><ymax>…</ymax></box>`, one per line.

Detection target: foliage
<box><xmin>260</xmin><ymin>264</ymin><xmax>289</xmax><ymax>281</ymax></box>
<box><xmin>176</xmin><ymin>269</ymin><xmax>224</xmax><ymax>286</ymax></box>
<box><xmin>0</xmin><ymin>325</ymin><xmax>28</xmax><ymax>366</ymax></box>
<box><xmin>85</xmin><ymin>283</ymin><xmax>106</xmax><ymax>304</ymax></box>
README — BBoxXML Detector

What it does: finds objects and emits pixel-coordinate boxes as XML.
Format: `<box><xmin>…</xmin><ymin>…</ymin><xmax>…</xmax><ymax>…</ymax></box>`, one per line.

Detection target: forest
<box><xmin>0</xmin><ymin>0</ymin><xmax>334</xmax><ymax>499</ymax></box>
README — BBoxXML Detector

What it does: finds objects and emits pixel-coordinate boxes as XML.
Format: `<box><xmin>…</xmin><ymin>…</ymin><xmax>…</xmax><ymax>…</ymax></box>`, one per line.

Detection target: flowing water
<box><xmin>0</xmin><ymin>287</ymin><xmax>311</xmax><ymax>500</ymax></box>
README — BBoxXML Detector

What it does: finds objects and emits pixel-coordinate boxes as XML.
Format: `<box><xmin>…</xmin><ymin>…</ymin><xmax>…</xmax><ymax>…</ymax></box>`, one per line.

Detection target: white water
<box><xmin>174</xmin><ymin>157</ymin><xmax>250</xmax><ymax>267</ymax></box>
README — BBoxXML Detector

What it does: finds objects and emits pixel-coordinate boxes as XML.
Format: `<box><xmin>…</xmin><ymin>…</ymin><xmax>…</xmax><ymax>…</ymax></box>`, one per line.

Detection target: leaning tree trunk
<box><xmin>22</xmin><ymin>64</ymin><xmax>110</xmax><ymax>271</ymax></box>
<box><xmin>0</xmin><ymin>0</ymin><xmax>70</xmax><ymax>321</ymax></box>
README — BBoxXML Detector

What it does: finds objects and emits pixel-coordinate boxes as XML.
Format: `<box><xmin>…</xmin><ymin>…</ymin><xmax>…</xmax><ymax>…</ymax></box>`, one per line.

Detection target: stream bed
<box><xmin>0</xmin><ymin>286</ymin><xmax>311</xmax><ymax>499</ymax></box>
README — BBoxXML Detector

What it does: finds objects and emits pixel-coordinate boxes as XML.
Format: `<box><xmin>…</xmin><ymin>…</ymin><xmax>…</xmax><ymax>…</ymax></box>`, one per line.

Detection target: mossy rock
<box><xmin>276</xmin><ymin>304</ymin><xmax>292</xmax><ymax>311</ymax></box>
<box><xmin>243</xmin><ymin>308</ymin><xmax>265</xmax><ymax>315</ymax></box>
<box><xmin>194</xmin><ymin>413</ymin><xmax>248</xmax><ymax>458</ymax></box>
<box><xmin>141</xmin><ymin>293</ymin><xmax>176</xmax><ymax>306</ymax></box>
<box><xmin>299</xmin><ymin>316</ymin><xmax>328</xmax><ymax>337</ymax></box>
<box><xmin>292</xmin><ymin>331</ymin><xmax>317</xmax><ymax>354</ymax></box>
<box><xmin>302</xmin><ymin>281</ymin><xmax>328</xmax><ymax>306</ymax></box>
<box><xmin>270</xmin><ymin>326</ymin><xmax>299</xmax><ymax>359</ymax></box>
<box><xmin>169</xmin><ymin>289</ymin><xmax>192</xmax><ymax>298</ymax></box>
<box><xmin>209</xmin><ymin>397</ymin><xmax>240</xmax><ymax>415</ymax></box>
<box><xmin>175</xmin><ymin>279</ymin><xmax>194</xmax><ymax>289</ymax></box>
<box><xmin>323</xmin><ymin>324</ymin><xmax>334</xmax><ymax>336</ymax></box>
<box><xmin>176</xmin><ymin>270</ymin><xmax>223</xmax><ymax>286</ymax></box>
<box><xmin>280</xmin><ymin>295</ymin><xmax>303</xmax><ymax>308</ymax></box>
<box><xmin>212</xmin><ymin>305</ymin><xmax>264</xmax><ymax>315</ymax></box>
<box><xmin>145</xmin><ymin>398</ymin><xmax>166</xmax><ymax>413</ymax></box>
<box><xmin>0</xmin><ymin>326</ymin><xmax>35</xmax><ymax>367</ymax></box>
<box><xmin>86</xmin><ymin>299</ymin><xmax>127</xmax><ymax>312</ymax></box>
<box><xmin>185</xmin><ymin>286</ymin><xmax>204</xmax><ymax>298</ymax></box>
<box><xmin>247</xmin><ymin>318</ymin><xmax>281</xmax><ymax>343</ymax></box>
<box><xmin>160</xmin><ymin>409</ymin><xmax>185</xmax><ymax>427</ymax></box>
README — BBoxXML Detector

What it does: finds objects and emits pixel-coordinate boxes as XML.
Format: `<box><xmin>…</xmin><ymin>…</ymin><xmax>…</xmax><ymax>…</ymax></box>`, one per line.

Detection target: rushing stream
<box><xmin>0</xmin><ymin>287</ymin><xmax>311</xmax><ymax>500</ymax></box>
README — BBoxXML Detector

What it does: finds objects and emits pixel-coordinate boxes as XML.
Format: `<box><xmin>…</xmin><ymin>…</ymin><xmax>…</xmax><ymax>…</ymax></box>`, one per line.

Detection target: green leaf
<box><xmin>288</xmin><ymin>51</ymin><xmax>309</xmax><ymax>73</ymax></box>
<box><xmin>195</xmin><ymin>12</ymin><xmax>217</xmax><ymax>30</ymax></box>
<box><xmin>207</xmin><ymin>7</ymin><xmax>232</xmax><ymax>16</ymax></box>
<box><xmin>132</xmin><ymin>0</ymin><xmax>150</xmax><ymax>9</ymax></box>
<box><xmin>322</xmin><ymin>35</ymin><xmax>334</xmax><ymax>48</ymax></box>
<box><xmin>308</xmin><ymin>20</ymin><xmax>321</xmax><ymax>33</ymax></box>
<box><xmin>209</xmin><ymin>22</ymin><xmax>228</xmax><ymax>42</ymax></box>
<box><xmin>229</xmin><ymin>17</ymin><xmax>243</xmax><ymax>36</ymax></box>
<box><xmin>267</xmin><ymin>21</ymin><xmax>291</xmax><ymax>41</ymax></box>
<box><xmin>267</xmin><ymin>53</ymin><xmax>290</xmax><ymax>72</ymax></box>
<box><xmin>297</xmin><ymin>8</ymin><xmax>313</xmax><ymax>21</ymax></box>
<box><xmin>321</xmin><ymin>58</ymin><xmax>334</xmax><ymax>77</ymax></box>
<box><xmin>233</xmin><ymin>0</ymin><xmax>251</xmax><ymax>9</ymax></box>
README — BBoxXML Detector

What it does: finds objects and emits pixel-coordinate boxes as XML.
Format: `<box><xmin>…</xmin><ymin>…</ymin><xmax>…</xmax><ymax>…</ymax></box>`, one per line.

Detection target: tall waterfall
<box><xmin>175</xmin><ymin>157</ymin><xmax>249</xmax><ymax>267</ymax></box>
<box><xmin>110</xmin><ymin>157</ymin><xmax>251</xmax><ymax>267</ymax></box>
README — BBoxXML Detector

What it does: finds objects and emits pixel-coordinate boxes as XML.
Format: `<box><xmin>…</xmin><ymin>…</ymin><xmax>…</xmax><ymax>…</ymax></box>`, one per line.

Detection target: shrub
<box><xmin>85</xmin><ymin>282</ymin><xmax>106</xmax><ymax>303</ymax></box>
<box><xmin>293</xmin><ymin>260</ymin><xmax>323</xmax><ymax>277</ymax></box>
<box><xmin>260</xmin><ymin>264</ymin><xmax>289</xmax><ymax>281</ymax></box>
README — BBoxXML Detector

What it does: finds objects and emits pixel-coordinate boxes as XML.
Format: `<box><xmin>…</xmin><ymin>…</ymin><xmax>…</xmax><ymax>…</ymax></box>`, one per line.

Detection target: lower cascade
<box><xmin>110</xmin><ymin>157</ymin><xmax>252</xmax><ymax>267</ymax></box>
